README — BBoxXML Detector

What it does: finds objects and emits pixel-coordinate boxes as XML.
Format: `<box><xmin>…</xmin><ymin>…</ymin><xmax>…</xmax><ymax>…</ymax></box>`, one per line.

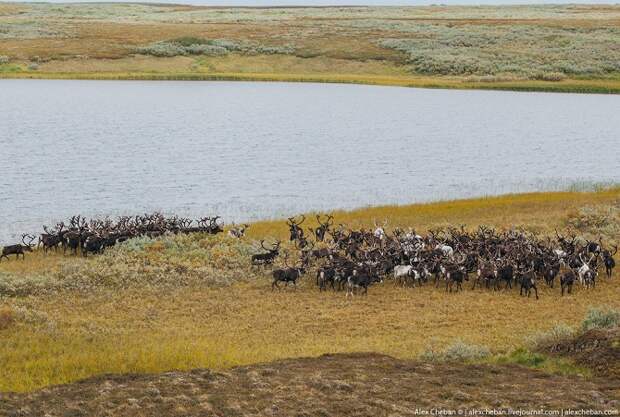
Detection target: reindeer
<box><xmin>518</xmin><ymin>268</ymin><xmax>539</xmax><ymax>300</ymax></box>
<box><xmin>445</xmin><ymin>254</ymin><xmax>468</xmax><ymax>293</ymax></box>
<box><xmin>602</xmin><ymin>245</ymin><xmax>617</xmax><ymax>279</ymax></box>
<box><xmin>472</xmin><ymin>257</ymin><xmax>495</xmax><ymax>290</ymax></box>
<box><xmin>271</xmin><ymin>253</ymin><xmax>305</xmax><ymax>290</ymax></box>
<box><xmin>1</xmin><ymin>235</ymin><xmax>36</xmax><ymax>261</ymax></box>
<box><xmin>251</xmin><ymin>240</ymin><xmax>281</xmax><ymax>266</ymax></box>
<box><xmin>560</xmin><ymin>270</ymin><xmax>576</xmax><ymax>296</ymax></box>
<box><xmin>577</xmin><ymin>253</ymin><xmax>596</xmax><ymax>286</ymax></box>
<box><xmin>286</xmin><ymin>215</ymin><xmax>305</xmax><ymax>242</ymax></box>
<box><xmin>203</xmin><ymin>216</ymin><xmax>224</xmax><ymax>235</ymax></box>
<box><xmin>372</xmin><ymin>219</ymin><xmax>387</xmax><ymax>242</ymax></box>
<box><xmin>39</xmin><ymin>223</ymin><xmax>65</xmax><ymax>253</ymax></box>
<box><xmin>311</xmin><ymin>214</ymin><xmax>334</xmax><ymax>242</ymax></box>
<box><xmin>228</xmin><ymin>223</ymin><xmax>250</xmax><ymax>239</ymax></box>
<box><xmin>346</xmin><ymin>265</ymin><xmax>382</xmax><ymax>297</ymax></box>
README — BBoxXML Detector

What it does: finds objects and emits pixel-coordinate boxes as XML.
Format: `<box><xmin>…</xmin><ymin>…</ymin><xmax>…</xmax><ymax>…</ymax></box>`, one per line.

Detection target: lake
<box><xmin>0</xmin><ymin>80</ymin><xmax>618</xmax><ymax>243</ymax></box>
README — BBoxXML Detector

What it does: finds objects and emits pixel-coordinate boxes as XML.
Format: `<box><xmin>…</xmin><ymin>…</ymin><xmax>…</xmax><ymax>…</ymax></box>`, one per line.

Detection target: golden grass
<box><xmin>1</xmin><ymin>276</ymin><xmax>618</xmax><ymax>392</ymax></box>
<box><xmin>1</xmin><ymin>189</ymin><xmax>619</xmax><ymax>392</ymax></box>
<box><xmin>246</xmin><ymin>188</ymin><xmax>620</xmax><ymax>241</ymax></box>
<box><xmin>3</xmin><ymin>70</ymin><xmax>620</xmax><ymax>94</ymax></box>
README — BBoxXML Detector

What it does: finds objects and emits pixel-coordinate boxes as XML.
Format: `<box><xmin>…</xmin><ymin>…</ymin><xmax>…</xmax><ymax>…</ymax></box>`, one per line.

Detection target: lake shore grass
<box><xmin>1</xmin><ymin>189</ymin><xmax>619</xmax><ymax>393</ymax></box>
<box><xmin>3</xmin><ymin>71</ymin><xmax>620</xmax><ymax>94</ymax></box>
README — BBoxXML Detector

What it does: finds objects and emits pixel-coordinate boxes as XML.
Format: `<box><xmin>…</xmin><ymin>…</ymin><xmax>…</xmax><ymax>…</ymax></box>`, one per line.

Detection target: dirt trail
<box><xmin>1</xmin><ymin>353</ymin><xmax>618</xmax><ymax>417</ymax></box>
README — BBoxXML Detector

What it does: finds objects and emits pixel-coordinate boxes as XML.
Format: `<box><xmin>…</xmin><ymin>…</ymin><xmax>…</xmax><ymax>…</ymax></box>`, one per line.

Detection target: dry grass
<box><xmin>1</xmin><ymin>189</ymin><xmax>619</xmax><ymax>393</ymax></box>
<box><xmin>4</xmin><ymin>69</ymin><xmax>619</xmax><ymax>94</ymax></box>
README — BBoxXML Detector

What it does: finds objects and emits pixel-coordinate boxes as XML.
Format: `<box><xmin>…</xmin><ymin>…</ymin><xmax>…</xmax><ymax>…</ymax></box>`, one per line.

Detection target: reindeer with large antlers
<box><xmin>286</xmin><ymin>215</ymin><xmax>306</xmax><ymax>242</ymax></box>
<box><xmin>39</xmin><ymin>223</ymin><xmax>65</xmax><ymax>253</ymax></box>
<box><xmin>577</xmin><ymin>250</ymin><xmax>598</xmax><ymax>287</ymax></box>
<box><xmin>1</xmin><ymin>234</ymin><xmax>36</xmax><ymax>261</ymax></box>
<box><xmin>311</xmin><ymin>214</ymin><xmax>334</xmax><ymax>242</ymax></box>
<box><xmin>271</xmin><ymin>252</ymin><xmax>305</xmax><ymax>290</ymax></box>
<box><xmin>251</xmin><ymin>240</ymin><xmax>281</xmax><ymax>266</ymax></box>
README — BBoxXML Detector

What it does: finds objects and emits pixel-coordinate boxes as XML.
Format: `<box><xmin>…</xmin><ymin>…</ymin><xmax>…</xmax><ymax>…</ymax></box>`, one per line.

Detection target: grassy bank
<box><xmin>1</xmin><ymin>189</ymin><xmax>619</xmax><ymax>392</ymax></box>
<box><xmin>1</xmin><ymin>3</ymin><xmax>620</xmax><ymax>93</ymax></box>
<box><xmin>3</xmin><ymin>70</ymin><xmax>620</xmax><ymax>94</ymax></box>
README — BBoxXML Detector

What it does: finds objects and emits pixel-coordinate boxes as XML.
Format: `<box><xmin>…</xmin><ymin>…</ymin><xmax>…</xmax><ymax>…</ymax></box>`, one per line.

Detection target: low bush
<box><xmin>135</xmin><ymin>38</ymin><xmax>295</xmax><ymax>58</ymax></box>
<box><xmin>420</xmin><ymin>340</ymin><xmax>490</xmax><ymax>362</ymax></box>
<box><xmin>564</xmin><ymin>202</ymin><xmax>620</xmax><ymax>242</ymax></box>
<box><xmin>533</xmin><ymin>72</ymin><xmax>567</xmax><ymax>82</ymax></box>
<box><xmin>526</xmin><ymin>323</ymin><xmax>575</xmax><ymax>350</ymax></box>
<box><xmin>0</xmin><ymin>272</ymin><xmax>61</xmax><ymax>297</ymax></box>
<box><xmin>581</xmin><ymin>306</ymin><xmax>620</xmax><ymax>331</ymax></box>
<box><xmin>0</xmin><ymin>55</ymin><xmax>9</xmax><ymax>64</ymax></box>
<box><xmin>378</xmin><ymin>24</ymin><xmax>620</xmax><ymax>78</ymax></box>
<box><xmin>134</xmin><ymin>42</ymin><xmax>187</xmax><ymax>57</ymax></box>
<box><xmin>0</xmin><ymin>233</ymin><xmax>263</xmax><ymax>297</ymax></box>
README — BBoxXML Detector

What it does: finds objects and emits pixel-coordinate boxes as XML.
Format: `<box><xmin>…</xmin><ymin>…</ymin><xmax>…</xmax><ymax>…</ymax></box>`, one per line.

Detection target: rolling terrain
<box><xmin>0</xmin><ymin>188</ymin><xmax>619</xmax><ymax>397</ymax></box>
<box><xmin>1</xmin><ymin>3</ymin><xmax>620</xmax><ymax>93</ymax></box>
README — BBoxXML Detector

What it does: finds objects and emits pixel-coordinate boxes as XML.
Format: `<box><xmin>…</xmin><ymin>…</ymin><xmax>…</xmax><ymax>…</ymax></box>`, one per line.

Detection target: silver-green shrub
<box><xmin>526</xmin><ymin>323</ymin><xmax>575</xmax><ymax>350</ymax></box>
<box><xmin>379</xmin><ymin>24</ymin><xmax>620</xmax><ymax>79</ymax></box>
<box><xmin>134</xmin><ymin>38</ymin><xmax>295</xmax><ymax>57</ymax></box>
<box><xmin>134</xmin><ymin>42</ymin><xmax>187</xmax><ymax>57</ymax></box>
<box><xmin>420</xmin><ymin>340</ymin><xmax>490</xmax><ymax>362</ymax></box>
<box><xmin>581</xmin><ymin>307</ymin><xmax>620</xmax><ymax>331</ymax></box>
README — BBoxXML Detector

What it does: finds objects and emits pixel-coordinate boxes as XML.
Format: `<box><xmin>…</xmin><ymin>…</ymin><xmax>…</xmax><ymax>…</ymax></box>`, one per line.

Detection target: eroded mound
<box><xmin>541</xmin><ymin>327</ymin><xmax>620</xmax><ymax>377</ymax></box>
<box><xmin>1</xmin><ymin>353</ymin><xmax>618</xmax><ymax>417</ymax></box>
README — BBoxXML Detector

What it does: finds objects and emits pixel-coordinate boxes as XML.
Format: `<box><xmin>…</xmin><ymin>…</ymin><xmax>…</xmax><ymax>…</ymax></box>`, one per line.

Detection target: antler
<box><xmin>22</xmin><ymin>234</ymin><xmax>36</xmax><ymax>246</ymax></box>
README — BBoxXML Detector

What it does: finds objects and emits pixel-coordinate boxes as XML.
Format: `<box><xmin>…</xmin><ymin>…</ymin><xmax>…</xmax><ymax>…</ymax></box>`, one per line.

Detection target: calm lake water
<box><xmin>0</xmin><ymin>80</ymin><xmax>619</xmax><ymax>243</ymax></box>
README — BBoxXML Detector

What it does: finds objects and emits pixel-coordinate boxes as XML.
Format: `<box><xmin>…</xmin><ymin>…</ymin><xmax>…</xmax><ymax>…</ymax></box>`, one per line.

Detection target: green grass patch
<box><xmin>491</xmin><ymin>348</ymin><xmax>591</xmax><ymax>377</ymax></box>
<box><xmin>0</xmin><ymin>64</ymin><xmax>23</xmax><ymax>73</ymax></box>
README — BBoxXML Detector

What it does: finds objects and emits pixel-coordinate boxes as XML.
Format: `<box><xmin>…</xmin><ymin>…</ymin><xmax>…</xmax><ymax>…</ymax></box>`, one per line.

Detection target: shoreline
<box><xmin>2</xmin><ymin>72</ymin><xmax>620</xmax><ymax>94</ymax></box>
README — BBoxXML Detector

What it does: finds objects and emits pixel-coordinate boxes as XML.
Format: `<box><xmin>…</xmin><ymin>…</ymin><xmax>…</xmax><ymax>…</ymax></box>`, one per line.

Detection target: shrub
<box><xmin>526</xmin><ymin>323</ymin><xmax>575</xmax><ymax>350</ymax></box>
<box><xmin>27</xmin><ymin>62</ymin><xmax>39</xmax><ymax>70</ymax></box>
<box><xmin>0</xmin><ymin>55</ymin><xmax>9</xmax><ymax>64</ymax></box>
<box><xmin>134</xmin><ymin>38</ymin><xmax>295</xmax><ymax>58</ymax></box>
<box><xmin>255</xmin><ymin>45</ymin><xmax>295</xmax><ymax>55</ymax></box>
<box><xmin>0</xmin><ymin>233</ymin><xmax>263</xmax><ymax>297</ymax></box>
<box><xmin>172</xmin><ymin>36</ymin><xmax>210</xmax><ymax>47</ymax></box>
<box><xmin>0</xmin><ymin>272</ymin><xmax>61</xmax><ymax>297</ymax></box>
<box><xmin>184</xmin><ymin>44</ymin><xmax>228</xmax><ymax>56</ymax></box>
<box><xmin>134</xmin><ymin>42</ymin><xmax>187</xmax><ymax>57</ymax></box>
<box><xmin>533</xmin><ymin>72</ymin><xmax>567</xmax><ymax>82</ymax></box>
<box><xmin>564</xmin><ymin>202</ymin><xmax>620</xmax><ymax>241</ymax></box>
<box><xmin>378</xmin><ymin>24</ymin><xmax>620</xmax><ymax>77</ymax></box>
<box><xmin>581</xmin><ymin>307</ymin><xmax>620</xmax><ymax>331</ymax></box>
<box><xmin>420</xmin><ymin>340</ymin><xmax>490</xmax><ymax>362</ymax></box>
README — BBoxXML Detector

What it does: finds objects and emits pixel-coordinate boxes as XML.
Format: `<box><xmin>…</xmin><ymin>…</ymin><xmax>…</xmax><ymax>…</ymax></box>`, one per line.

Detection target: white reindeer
<box><xmin>577</xmin><ymin>253</ymin><xmax>595</xmax><ymax>285</ymax></box>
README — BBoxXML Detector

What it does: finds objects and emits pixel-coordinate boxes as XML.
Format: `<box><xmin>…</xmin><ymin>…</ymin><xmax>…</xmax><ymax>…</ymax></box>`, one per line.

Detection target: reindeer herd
<box><xmin>1</xmin><ymin>211</ymin><xmax>616</xmax><ymax>300</ymax></box>
<box><xmin>260</xmin><ymin>215</ymin><xmax>617</xmax><ymax>299</ymax></box>
<box><xmin>0</xmin><ymin>213</ymin><xmax>229</xmax><ymax>261</ymax></box>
